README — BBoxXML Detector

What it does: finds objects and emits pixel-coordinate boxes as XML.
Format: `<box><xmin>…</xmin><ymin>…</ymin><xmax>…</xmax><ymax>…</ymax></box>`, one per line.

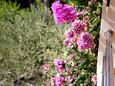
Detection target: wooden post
<box><xmin>97</xmin><ymin>0</ymin><xmax>115</xmax><ymax>85</ymax></box>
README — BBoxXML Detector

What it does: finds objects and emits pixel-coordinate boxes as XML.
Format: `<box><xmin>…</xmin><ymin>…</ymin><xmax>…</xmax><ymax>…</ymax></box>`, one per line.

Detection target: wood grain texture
<box><xmin>97</xmin><ymin>0</ymin><xmax>115</xmax><ymax>85</ymax></box>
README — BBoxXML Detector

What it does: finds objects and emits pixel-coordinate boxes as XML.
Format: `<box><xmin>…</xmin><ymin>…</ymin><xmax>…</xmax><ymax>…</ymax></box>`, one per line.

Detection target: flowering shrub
<box><xmin>45</xmin><ymin>0</ymin><xmax>102</xmax><ymax>86</ymax></box>
<box><xmin>49</xmin><ymin>56</ymin><xmax>97</xmax><ymax>86</ymax></box>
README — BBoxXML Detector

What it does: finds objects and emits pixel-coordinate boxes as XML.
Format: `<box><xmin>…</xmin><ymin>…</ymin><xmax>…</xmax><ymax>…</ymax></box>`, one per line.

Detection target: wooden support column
<box><xmin>97</xmin><ymin>0</ymin><xmax>115</xmax><ymax>85</ymax></box>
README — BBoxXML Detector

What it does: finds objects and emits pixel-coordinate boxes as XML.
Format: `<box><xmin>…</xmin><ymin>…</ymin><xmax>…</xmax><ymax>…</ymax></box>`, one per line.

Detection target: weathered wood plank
<box><xmin>97</xmin><ymin>0</ymin><xmax>115</xmax><ymax>85</ymax></box>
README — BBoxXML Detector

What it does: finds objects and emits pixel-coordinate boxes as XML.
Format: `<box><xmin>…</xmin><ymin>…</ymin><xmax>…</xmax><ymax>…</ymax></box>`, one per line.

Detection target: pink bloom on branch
<box><xmin>55</xmin><ymin>76</ymin><xmax>64</xmax><ymax>86</ymax></box>
<box><xmin>65</xmin><ymin>76</ymin><xmax>73</xmax><ymax>83</ymax></box>
<box><xmin>51</xmin><ymin>77</ymin><xmax>55</xmax><ymax>86</ymax></box>
<box><xmin>51</xmin><ymin>1</ymin><xmax>77</xmax><ymax>24</ymax></box>
<box><xmin>53</xmin><ymin>13</ymin><xmax>64</xmax><ymax>24</ymax></box>
<box><xmin>43</xmin><ymin>64</ymin><xmax>49</xmax><ymax>71</ymax></box>
<box><xmin>51</xmin><ymin>1</ymin><xmax>63</xmax><ymax>24</ymax></box>
<box><xmin>66</xmin><ymin>67</ymin><xmax>71</xmax><ymax>72</ymax></box>
<box><xmin>65</xmin><ymin>29</ymin><xmax>74</xmax><ymax>39</ymax></box>
<box><xmin>91</xmin><ymin>75</ymin><xmax>97</xmax><ymax>86</ymax></box>
<box><xmin>50</xmin><ymin>75</ymin><xmax>64</xmax><ymax>86</ymax></box>
<box><xmin>70</xmin><ymin>36</ymin><xmax>77</xmax><ymax>43</ymax></box>
<box><xmin>63</xmin><ymin>38</ymin><xmax>69</xmax><ymax>46</ymax></box>
<box><xmin>51</xmin><ymin>1</ymin><xmax>63</xmax><ymax>13</ymax></box>
<box><xmin>68</xmin><ymin>42</ymin><xmax>74</xmax><ymax>48</ymax></box>
<box><xmin>77</xmin><ymin>32</ymin><xmax>93</xmax><ymax>50</ymax></box>
<box><xmin>61</xmin><ymin>4</ymin><xmax>77</xmax><ymax>23</ymax></box>
<box><xmin>54</xmin><ymin>59</ymin><xmax>65</xmax><ymax>72</ymax></box>
<box><xmin>63</xmin><ymin>38</ymin><xmax>74</xmax><ymax>48</ymax></box>
<box><xmin>71</xmin><ymin>20</ymin><xmax>86</xmax><ymax>35</ymax></box>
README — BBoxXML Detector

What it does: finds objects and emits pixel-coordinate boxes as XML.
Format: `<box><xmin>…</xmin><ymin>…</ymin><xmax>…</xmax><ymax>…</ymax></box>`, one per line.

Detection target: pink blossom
<box><xmin>65</xmin><ymin>76</ymin><xmax>73</xmax><ymax>83</ymax></box>
<box><xmin>77</xmin><ymin>32</ymin><xmax>93</xmax><ymax>50</ymax></box>
<box><xmin>63</xmin><ymin>38</ymin><xmax>70</xmax><ymax>46</ymax></box>
<box><xmin>55</xmin><ymin>76</ymin><xmax>64</xmax><ymax>86</ymax></box>
<box><xmin>61</xmin><ymin>4</ymin><xmax>77</xmax><ymax>23</ymax></box>
<box><xmin>66</xmin><ymin>67</ymin><xmax>71</xmax><ymax>72</ymax></box>
<box><xmin>54</xmin><ymin>59</ymin><xmax>65</xmax><ymax>72</ymax></box>
<box><xmin>70</xmin><ymin>36</ymin><xmax>77</xmax><ymax>43</ymax></box>
<box><xmin>91</xmin><ymin>75</ymin><xmax>97</xmax><ymax>86</ymax></box>
<box><xmin>51</xmin><ymin>1</ymin><xmax>77</xmax><ymax>24</ymax></box>
<box><xmin>65</xmin><ymin>29</ymin><xmax>74</xmax><ymax>39</ymax></box>
<box><xmin>51</xmin><ymin>1</ymin><xmax>63</xmax><ymax>13</ymax></box>
<box><xmin>43</xmin><ymin>64</ymin><xmax>49</xmax><ymax>71</ymax></box>
<box><xmin>51</xmin><ymin>77</ymin><xmax>55</xmax><ymax>86</ymax></box>
<box><xmin>63</xmin><ymin>38</ymin><xmax>74</xmax><ymax>48</ymax></box>
<box><xmin>51</xmin><ymin>75</ymin><xmax>64</xmax><ymax>86</ymax></box>
<box><xmin>68</xmin><ymin>42</ymin><xmax>74</xmax><ymax>48</ymax></box>
<box><xmin>71</xmin><ymin>20</ymin><xmax>86</xmax><ymax>35</ymax></box>
<box><xmin>53</xmin><ymin>13</ymin><xmax>64</xmax><ymax>24</ymax></box>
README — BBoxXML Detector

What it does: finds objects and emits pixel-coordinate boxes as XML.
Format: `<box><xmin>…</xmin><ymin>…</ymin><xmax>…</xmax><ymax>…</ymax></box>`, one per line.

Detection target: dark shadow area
<box><xmin>5</xmin><ymin>0</ymin><xmax>35</xmax><ymax>8</ymax></box>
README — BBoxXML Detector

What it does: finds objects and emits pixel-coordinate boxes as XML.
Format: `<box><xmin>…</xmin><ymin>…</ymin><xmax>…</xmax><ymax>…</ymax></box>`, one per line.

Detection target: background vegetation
<box><xmin>0</xmin><ymin>1</ymin><xmax>65</xmax><ymax>85</ymax></box>
<box><xmin>0</xmin><ymin>0</ymin><xmax>102</xmax><ymax>86</ymax></box>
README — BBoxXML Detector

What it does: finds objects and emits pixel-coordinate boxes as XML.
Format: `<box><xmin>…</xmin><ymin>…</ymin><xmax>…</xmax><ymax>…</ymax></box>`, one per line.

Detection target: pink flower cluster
<box><xmin>51</xmin><ymin>75</ymin><xmax>64</xmax><ymax>86</ymax></box>
<box><xmin>51</xmin><ymin>58</ymin><xmax>76</xmax><ymax>86</ymax></box>
<box><xmin>71</xmin><ymin>20</ymin><xmax>86</xmax><ymax>35</ymax></box>
<box><xmin>50</xmin><ymin>2</ymin><xmax>95</xmax><ymax>85</ymax></box>
<box><xmin>54</xmin><ymin>59</ymin><xmax>65</xmax><ymax>72</ymax></box>
<box><xmin>91</xmin><ymin>75</ymin><xmax>97</xmax><ymax>86</ymax></box>
<box><xmin>51</xmin><ymin>1</ymin><xmax>93</xmax><ymax>50</ymax></box>
<box><xmin>77</xmin><ymin>32</ymin><xmax>93</xmax><ymax>50</ymax></box>
<box><xmin>51</xmin><ymin>1</ymin><xmax>77</xmax><ymax>24</ymax></box>
<box><xmin>63</xmin><ymin>38</ymin><xmax>75</xmax><ymax>48</ymax></box>
<box><xmin>63</xmin><ymin>29</ymin><xmax>77</xmax><ymax>48</ymax></box>
<box><xmin>63</xmin><ymin>19</ymin><xmax>93</xmax><ymax>50</ymax></box>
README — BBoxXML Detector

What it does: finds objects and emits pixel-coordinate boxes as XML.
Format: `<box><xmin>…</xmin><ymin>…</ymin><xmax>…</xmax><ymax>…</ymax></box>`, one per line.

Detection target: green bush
<box><xmin>0</xmin><ymin>1</ymin><xmax>65</xmax><ymax>85</ymax></box>
<box><xmin>0</xmin><ymin>0</ymin><xmax>102</xmax><ymax>86</ymax></box>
